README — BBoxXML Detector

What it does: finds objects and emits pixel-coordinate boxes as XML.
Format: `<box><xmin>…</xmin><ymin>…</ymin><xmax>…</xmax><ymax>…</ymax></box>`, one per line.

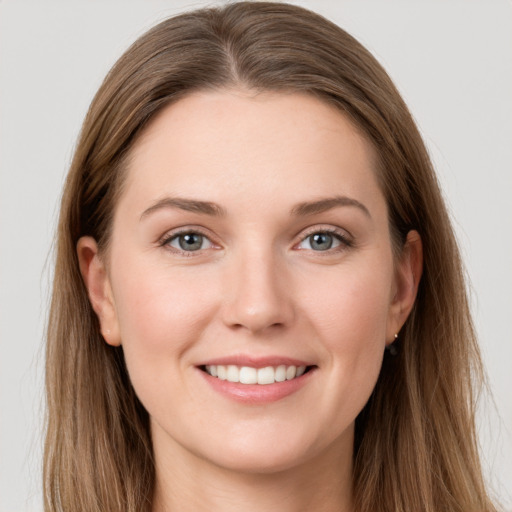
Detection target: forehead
<box><xmin>120</xmin><ymin>89</ymin><xmax>384</xmax><ymax>215</ymax></box>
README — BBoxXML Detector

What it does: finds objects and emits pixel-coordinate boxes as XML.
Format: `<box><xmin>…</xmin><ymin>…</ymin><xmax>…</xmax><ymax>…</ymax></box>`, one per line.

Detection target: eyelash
<box><xmin>158</xmin><ymin>226</ymin><xmax>353</xmax><ymax>256</ymax></box>
<box><xmin>295</xmin><ymin>227</ymin><xmax>353</xmax><ymax>253</ymax></box>
<box><xmin>158</xmin><ymin>227</ymin><xmax>217</xmax><ymax>256</ymax></box>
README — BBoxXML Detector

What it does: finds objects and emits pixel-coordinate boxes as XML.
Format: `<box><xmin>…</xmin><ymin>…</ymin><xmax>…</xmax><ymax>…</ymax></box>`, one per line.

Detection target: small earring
<box><xmin>386</xmin><ymin>333</ymin><xmax>399</xmax><ymax>356</ymax></box>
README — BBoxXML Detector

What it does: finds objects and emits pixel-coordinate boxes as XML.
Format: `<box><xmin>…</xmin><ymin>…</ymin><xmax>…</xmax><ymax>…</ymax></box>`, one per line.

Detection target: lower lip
<box><xmin>198</xmin><ymin>368</ymin><xmax>316</xmax><ymax>404</ymax></box>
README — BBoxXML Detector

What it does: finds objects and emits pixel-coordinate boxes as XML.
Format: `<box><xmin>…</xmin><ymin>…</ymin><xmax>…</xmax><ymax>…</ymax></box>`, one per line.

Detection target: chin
<box><xmin>192</xmin><ymin>424</ymin><xmax>347</xmax><ymax>476</ymax></box>
<box><xmin>206</xmin><ymin>444</ymin><xmax>312</xmax><ymax>475</ymax></box>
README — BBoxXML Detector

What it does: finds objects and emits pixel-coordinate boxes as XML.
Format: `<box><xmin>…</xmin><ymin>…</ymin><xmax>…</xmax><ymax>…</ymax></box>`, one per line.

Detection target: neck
<box><xmin>152</xmin><ymin>432</ymin><xmax>354</xmax><ymax>512</ymax></box>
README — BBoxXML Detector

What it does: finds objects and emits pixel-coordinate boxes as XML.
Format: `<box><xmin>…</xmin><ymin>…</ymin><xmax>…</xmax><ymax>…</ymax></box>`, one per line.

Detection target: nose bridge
<box><xmin>222</xmin><ymin>242</ymin><xmax>293</xmax><ymax>333</ymax></box>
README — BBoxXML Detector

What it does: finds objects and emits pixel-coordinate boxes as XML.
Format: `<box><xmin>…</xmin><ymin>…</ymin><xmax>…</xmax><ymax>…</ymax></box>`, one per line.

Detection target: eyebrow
<box><xmin>140</xmin><ymin>197</ymin><xmax>226</xmax><ymax>220</ymax></box>
<box><xmin>290</xmin><ymin>196</ymin><xmax>371</xmax><ymax>218</ymax></box>
<box><xmin>140</xmin><ymin>194</ymin><xmax>370</xmax><ymax>221</ymax></box>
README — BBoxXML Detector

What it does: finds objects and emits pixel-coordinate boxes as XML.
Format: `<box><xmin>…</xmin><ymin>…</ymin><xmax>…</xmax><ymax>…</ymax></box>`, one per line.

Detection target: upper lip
<box><xmin>197</xmin><ymin>354</ymin><xmax>314</xmax><ymax>369</ymax></box>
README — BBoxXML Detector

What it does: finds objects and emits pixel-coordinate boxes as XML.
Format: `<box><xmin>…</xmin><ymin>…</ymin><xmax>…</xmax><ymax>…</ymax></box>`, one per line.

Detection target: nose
<box><xmin>221</xmin><ymin>249</ymin><xmax>294</xmax><ymax>335</ymax></box>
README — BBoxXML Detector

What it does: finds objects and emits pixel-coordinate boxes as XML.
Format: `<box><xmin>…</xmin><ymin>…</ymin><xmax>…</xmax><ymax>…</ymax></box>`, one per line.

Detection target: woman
<box><xmin>44</xmin><ymin>2</ymin><xmax>498</xmax><ymax>511</ymax></box>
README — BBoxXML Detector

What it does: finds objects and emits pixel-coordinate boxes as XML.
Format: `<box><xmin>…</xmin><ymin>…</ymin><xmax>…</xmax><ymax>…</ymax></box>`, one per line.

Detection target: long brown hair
<box><xmin>44</xmin><ymin>2</ymin><xmax>496</xmax><ymax>511</ymax></box>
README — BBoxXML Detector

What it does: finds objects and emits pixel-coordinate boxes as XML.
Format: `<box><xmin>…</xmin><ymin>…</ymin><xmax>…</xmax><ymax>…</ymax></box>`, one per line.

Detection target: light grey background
<box><xmin>1</xmin><ymin>1</ymin><xmax>510</xmax><ymax>511</ymax></box>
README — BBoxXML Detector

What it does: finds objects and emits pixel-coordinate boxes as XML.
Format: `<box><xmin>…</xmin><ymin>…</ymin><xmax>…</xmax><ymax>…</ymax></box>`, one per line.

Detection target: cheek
<box><xmin>110</xmin><ymin>260</ymin><xmax>218</xmax><ymax>390</ymax></box>
<box><xmin>309</xmin><ymin>260</ymin><xmax>393</xmax><ymax>343</ymax></box>
<box><xmin>113</xmin><ymin>260</ymin><xmax>214</xmax><ymax>339</ymax></box>
<box><xmin>305</xmin><ymin>260</ymin><xmax>393</xmax><ymax>400</ymax></box>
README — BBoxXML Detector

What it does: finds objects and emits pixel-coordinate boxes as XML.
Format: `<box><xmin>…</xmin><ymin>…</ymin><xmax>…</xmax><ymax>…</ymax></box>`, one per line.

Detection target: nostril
<box><xmin>228</xmin><ymin>320</ymin><xmax>286</xmax><ymax>334</ymax></box>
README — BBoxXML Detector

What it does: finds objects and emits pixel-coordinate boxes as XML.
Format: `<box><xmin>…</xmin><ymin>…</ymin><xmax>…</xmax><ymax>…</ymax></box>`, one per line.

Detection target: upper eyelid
<box><xmin>157</xmin><ymin>224</ymin><xmax>352</xmax><ymax>248</ymax></box>
<box><xmin>159</xmin><ymin>229</ymin><xmax>219</xmax><ymax>257</ymax></box>
<box><xmin>158</xmin><ymin>225</ymin><xmax>216</xmax><ymax>244</ymax></box>
<box><xmin>293</xmin><ymin>226</ymin><xmax>354</xmax><ymax>253</ymax></box>
<box><xmin>296</xmin><ymin>224</ymin><xmax>352</xmax><ymax>241</ymax></box>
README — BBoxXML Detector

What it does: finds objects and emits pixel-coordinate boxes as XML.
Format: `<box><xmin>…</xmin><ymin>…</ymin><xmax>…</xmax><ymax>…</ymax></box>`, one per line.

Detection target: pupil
<box><xmin>179</xmin><ymin>233</ymin><xmax>202</xmax><ymax>251</ymax></box>
<box><xmin>311</xmin><ymin>233</ymin><xmax>332</xmax><ymax>251</ymax></box>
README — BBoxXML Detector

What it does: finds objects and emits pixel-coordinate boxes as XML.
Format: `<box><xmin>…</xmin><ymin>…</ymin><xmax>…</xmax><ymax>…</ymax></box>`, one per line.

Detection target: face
<box><xmin>79</xmin><ymin>90</ymin><xmax>420</xmax><ymax>476</ymax></box>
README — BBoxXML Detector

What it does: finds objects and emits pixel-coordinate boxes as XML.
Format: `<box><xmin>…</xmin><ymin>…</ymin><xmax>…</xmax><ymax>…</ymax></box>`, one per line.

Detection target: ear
<box><xmin>77</xmin><ymin>236</ymin><xmax>121</xmax><ymax>346</ymax></box>
<box><xmin>386</xmin><ymin>230</ymin><xmax>423</xmax><ymax>344</ymax></box>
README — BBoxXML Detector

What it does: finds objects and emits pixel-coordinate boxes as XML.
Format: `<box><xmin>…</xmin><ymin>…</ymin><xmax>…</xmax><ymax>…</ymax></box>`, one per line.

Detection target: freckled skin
<box><xmin>79</xmin><ymin>90</ymin><xmax>421</xmax><ymax>511</ymax></box>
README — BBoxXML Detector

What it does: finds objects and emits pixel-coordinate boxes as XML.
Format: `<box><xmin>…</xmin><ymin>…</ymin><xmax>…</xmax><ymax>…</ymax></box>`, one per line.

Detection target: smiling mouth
<box><xmin>201</xmin><ymin>364</ymin><xmax>314</xmax><ymax>385</ymax></box>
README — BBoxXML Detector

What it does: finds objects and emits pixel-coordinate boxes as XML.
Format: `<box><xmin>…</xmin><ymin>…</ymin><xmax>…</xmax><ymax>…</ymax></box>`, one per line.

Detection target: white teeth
<box><xmin>257</xmin><ymin>366</ymin><xmax>275</xmax><ymax>385</ymax></box>
<box><xmin>275</xmin><ymin>365</ymin><xmax>287</xmax><ymax>382</ymax></box>
<box><xmin>239</xmin><ymin>366</ymin><xmax>258</xmax><ymax>384</ymax></box>
<box><xmin>286</xmin><ymin>365</ymin><xmax>296</xmax><ymax>380</ymax></box>
<box><xmin>204</xmin><ymin>364</ymin><xmax>309</xmax><ymax>384</ymax></box>
<box><xmin>217</xmin><ymin>365</ymin><xmax>227</xmax><ymax>380</ymax></box>
<box><xmin>226</xmin><ymin>365</ymin><xmax>239</xmax><ymax>382</ymax></box>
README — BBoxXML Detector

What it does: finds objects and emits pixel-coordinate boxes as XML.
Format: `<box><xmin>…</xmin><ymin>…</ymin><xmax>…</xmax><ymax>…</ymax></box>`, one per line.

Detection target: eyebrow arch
<box><xmin>291</xmin><ymin>196</ymin><xmax>371</xmax><ymax>218</ymax></box>
<box><xmin>140</xmin><ymin>197</ymin><xmax>226</xmax><ymax>220</ymax></box>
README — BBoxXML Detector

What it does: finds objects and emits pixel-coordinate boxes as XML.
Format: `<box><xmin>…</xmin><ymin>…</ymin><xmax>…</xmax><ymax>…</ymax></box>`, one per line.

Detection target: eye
<box><xmin>166</xmin><ymin>232</ymin><xmax>213</xmax><ymax>252</ymax></box>
<box><xmin>296</xmin><ymin>230</ymin><xmax>348</xmax><ymax>251</ymax></box>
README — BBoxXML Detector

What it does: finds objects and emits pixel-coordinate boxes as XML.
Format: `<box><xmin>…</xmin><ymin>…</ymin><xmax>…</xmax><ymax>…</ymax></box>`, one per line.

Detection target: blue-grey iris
<box><xmin>310</xmin><ymin>233</ymin><xmax>333</xmax><ymax>251</ymax></box>
<box><xmin>179</xmin><ymin>233</ymin><xmax>203</xmax><ymax>251</ymax></box>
